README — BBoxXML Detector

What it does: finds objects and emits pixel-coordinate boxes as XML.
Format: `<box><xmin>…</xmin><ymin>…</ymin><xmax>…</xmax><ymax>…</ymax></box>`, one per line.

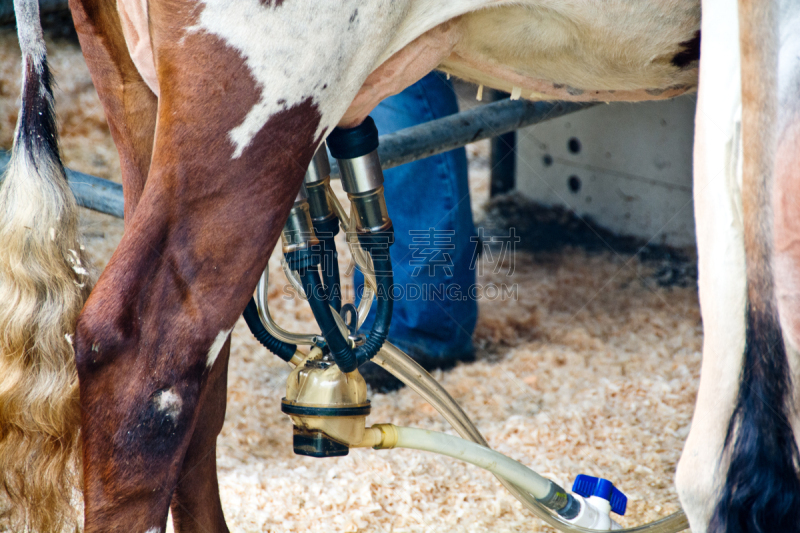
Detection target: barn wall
<box><xmin>514</xmin><ymin>95</ymin><xmax>697</xmax><ymax>248</ymax></box>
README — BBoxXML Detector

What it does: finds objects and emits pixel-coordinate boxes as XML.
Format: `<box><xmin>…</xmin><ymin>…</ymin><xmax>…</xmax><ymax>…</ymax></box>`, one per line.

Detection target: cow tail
<box><xmin>711</xmin><ymin>301</ymin><xmax>800</xmax><ymax>532</ymax></box>
<box><xmin>710</xmin><ymin>2</ymin><xmax>800</xmax><ymax>531</ymax></box>
<box><xmin>0</xmin><ymin>1</ymin><xmax>93</xmax><ymax>531</ymax></box>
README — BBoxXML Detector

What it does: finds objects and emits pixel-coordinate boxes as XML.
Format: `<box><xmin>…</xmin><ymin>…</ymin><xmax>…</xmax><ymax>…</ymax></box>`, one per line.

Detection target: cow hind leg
<box><xmin>676</xmin><ymin>1</ymin><xmax>747</xmax><ymax>529</ymax></box>
<box><xmin>76</xmin><ymin>309</ymin><xmax>237</xmax><ymax>532</ymax></box>
<box><xmin>710</xmin><ymin>2</ymin><xmax>800</xmax><ymax>531</ymax></box>
<box><xmin>71</xmin><ymin>1</ymin><xmax>236</xmax><ymax>531</ymax></box>
<box><xmin>682</xmin><ymin>2</ymin><xmax>800</xmax><ymax>532</ymax></box>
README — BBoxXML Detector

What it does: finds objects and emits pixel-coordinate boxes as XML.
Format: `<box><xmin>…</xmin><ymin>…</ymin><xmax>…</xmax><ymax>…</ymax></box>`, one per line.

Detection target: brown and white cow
<box><xmin>0</xmin><ymin>0</ymin><xmax>797</xmax><ymax>532</ymax></box>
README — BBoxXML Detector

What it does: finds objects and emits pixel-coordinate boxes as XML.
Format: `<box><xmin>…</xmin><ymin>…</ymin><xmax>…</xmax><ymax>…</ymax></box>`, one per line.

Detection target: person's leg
<box><xmin>356</xmin><ymin>71</ymin><xmax>477</xmax><ymax>390</ymax></box>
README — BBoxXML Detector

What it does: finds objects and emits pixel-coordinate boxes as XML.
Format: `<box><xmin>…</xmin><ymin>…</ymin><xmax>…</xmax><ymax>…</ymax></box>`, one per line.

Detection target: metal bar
<box><xmin>0</xmin><ymin>99</ymin><xmax>591</xmax><ymax>220</ymax></box>
<box><xmin>487</xmin><ymin>90</ymin><xmax>517</xmax><ymax>197</ymax></box>
<box><xmin>0</xmin><ymin>151</ymin><xmax>124</xmax><ymax>218</ymax></box>
<box><xmin>332</xmin><ymin>99</ymin><xmax>592</xmax><ymax>177</ymax></box>
<box><xmin>490</xmin><ymin>130</ymin><xmax>517</xmax><ymax>196</ymax></box>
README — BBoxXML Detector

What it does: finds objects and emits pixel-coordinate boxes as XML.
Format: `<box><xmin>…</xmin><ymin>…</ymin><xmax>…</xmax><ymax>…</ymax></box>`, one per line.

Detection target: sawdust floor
<box><xmin>1</xmin><ymin>28</ymin><xmax>701</xmax><ymax>532</ymax></box>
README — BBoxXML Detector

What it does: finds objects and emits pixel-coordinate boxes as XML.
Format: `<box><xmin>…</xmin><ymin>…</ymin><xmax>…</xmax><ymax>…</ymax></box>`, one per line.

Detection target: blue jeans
<box><xmin>356</xmin><ymin>72</ymin><xmax>477</xmax><ymax>361</ymax></box>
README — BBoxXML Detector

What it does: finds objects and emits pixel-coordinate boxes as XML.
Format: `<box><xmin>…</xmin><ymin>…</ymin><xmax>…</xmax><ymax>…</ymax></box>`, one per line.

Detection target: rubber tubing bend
<box><xmin>243</xmin><ymin>297</ymin><xmax>297</xmax><ymax>362</ymax></box>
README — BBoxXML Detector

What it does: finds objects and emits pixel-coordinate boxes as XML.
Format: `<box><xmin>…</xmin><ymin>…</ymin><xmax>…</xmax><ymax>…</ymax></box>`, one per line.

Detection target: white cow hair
<box><xmin>153</xmin><ymin>388</ymin><xmax>182</xmax><ymax>419</ymax></box>
<box><xmin>177</xmin><ymin>0</ymin><xmax>511</xmax><ymax>157</ymax></box>
<box><xmin>206</xmin><ymin>328</ymin><xmax>231</xmax><ymax>369</ymax></box>
<box><xmin>674</xmin><ymin>0</ymin><xmax>745</xmax><ymax>530</ymax></box>
<box><xmin>778</xmin><ymin>1</ymin><xmax>800</xmax><ymax>124</ymax></box>
<box><xmin>188</xmin><ymin>1</ymin><xmax>399</xmax><ymax>157</ymax></box>
<box><xmin>12</xmin><ymin>0</ymin><xmax>46</xmax><ymax>73</ymax></box>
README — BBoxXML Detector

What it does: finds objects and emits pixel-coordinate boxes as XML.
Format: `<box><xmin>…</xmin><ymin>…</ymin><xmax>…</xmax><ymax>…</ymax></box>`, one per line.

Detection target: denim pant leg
<box><xmin>355</xmin><ymin>72</ymin><xmax>478</xmax><ymax>361</ymax></box>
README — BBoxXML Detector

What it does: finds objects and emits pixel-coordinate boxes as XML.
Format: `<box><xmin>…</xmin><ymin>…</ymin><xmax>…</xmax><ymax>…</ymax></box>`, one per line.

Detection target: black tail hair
<box><xmin>710</xmin><ymin>304</ymin><xmax>800</xmax><ymax>533</ymax></box>
<box><xmin>15</xmin><ymin>47</ymin><xmax>63</xmax><ymax>177</ymax></box>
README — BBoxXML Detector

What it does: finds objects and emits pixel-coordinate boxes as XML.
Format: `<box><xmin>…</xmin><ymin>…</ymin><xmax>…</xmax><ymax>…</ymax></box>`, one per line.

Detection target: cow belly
<box><xmin>442</xmin><ymin>1</ymin><xmax>700</xmax><ymax>101</ymax></box>
<box><xmin>347</xmin><ymin>0</ymin><xmax>700</xmax><ymax>124</ymax></box>
<box><xmin>116</xmin><ymin>0</ymin><xmax>699</xmax><ymax>122</ymax></box>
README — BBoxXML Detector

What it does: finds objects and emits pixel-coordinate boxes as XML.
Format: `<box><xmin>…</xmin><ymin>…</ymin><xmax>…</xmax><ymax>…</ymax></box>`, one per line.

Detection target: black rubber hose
<box><xmin>313</xmin><ymin>218</ymin><xmax>341</xmax><ymax>313</ymax></box>
<box><xmin>242</xmin><ymin>297</ymin><xmax>297</xmax><ymax>362</ymax></box>
<box><xmin>300</xmin><ymin>253</ymin><xmax>393</xmax><ymax>373</ymax></box>
<box><xmin>300</xmin><ymin>267</ymin><xmax>358</xmax><ymax>372</ymax></box>
<box><xmin>354</xmin><ymin>255</ymin><xmax>393</xmax><ymax>367</ymax></box>
<box><xmin>321</xmin><ymin>236</ymin><xmax>341</xmax><ymax>312</ymax></box>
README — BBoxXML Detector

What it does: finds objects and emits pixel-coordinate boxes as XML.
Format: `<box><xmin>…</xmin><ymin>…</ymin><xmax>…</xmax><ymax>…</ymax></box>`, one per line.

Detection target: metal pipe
<box><xmin>487</xmin><ymin>90</ymin><xmax>518</xmax><ymax>197</ymax></box>
<box><xmin>330</xmin><ymin>99</ymin><xmax>594</xmax><ymax>176</ymax></box>
<box><xmin>0</xmin><ymin>99</ymin><xmax>591</xmax><ymax>220</ymax></box>
<box><xmin>0</xmin><ymin>151</ymin><xmax>124</xmax><ymax>218</ymax></box>
<box><xmin>256</xmin><ymin>265</ymin><xmax>319</xmax><ymax>346</ymax></box>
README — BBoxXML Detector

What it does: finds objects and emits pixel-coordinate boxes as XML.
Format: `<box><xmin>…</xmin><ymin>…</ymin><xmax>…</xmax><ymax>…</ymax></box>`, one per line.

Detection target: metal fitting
<box><xmin>304</xmin><ymin>144</ymin><xmax>332</xmax><ymax>186</ymax></box>
<box><xmin>303</xmin><ymin>145</ymin><xmax>336</xmax><ymax>222</ymax></box>
<box><xmin>294</xmin><ymin>182</ymin><xmax>308</xmax><ymax>203</ymax></box>
<box><xmin>338</xmin><ymin>150</ymin><xmax>384</xmax><ymax>195</ymax></box>
<box><xmin>349</xmin><ymin>187</ymin><xmax>392</xmax><ymax>234</ymax></box>
<box><xmin>281</xmin><ymin>197</ymin><xmax>319</xmax><ymax>254</ymax></box>
<box><xmin>305</xmin><ymin>179</ymin><xmax>335</xmax><ymax>222</ymax></box>
<box><xmin>337</xmin><ymin>149</ymin><xmax>391</xmax><ymax>234</ymax></box>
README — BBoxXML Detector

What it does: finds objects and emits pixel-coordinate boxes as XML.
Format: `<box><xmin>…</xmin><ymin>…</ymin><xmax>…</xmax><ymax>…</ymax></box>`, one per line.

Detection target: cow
<box><xmin>677</xmin><ymin>1</ymin><xmax>800</xmax><ymax>532</ymax></box>
<box><xmin>0</xmin><ymin>0</ymin><xmax>797</xmax><ymax>532</ymax></box>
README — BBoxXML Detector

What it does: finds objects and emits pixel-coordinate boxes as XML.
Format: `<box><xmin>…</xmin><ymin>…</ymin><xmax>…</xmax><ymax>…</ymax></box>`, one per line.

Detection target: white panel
<box><xmin>515</xmin><ymin>95</ymin><xmax>696</xmax><ymax>248</ymax></box>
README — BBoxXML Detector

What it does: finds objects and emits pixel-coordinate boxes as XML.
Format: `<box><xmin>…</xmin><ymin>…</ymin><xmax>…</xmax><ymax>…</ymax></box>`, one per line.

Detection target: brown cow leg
<box><xmin>73</xmin><ymin>1</ymin><xmax>319</xmax><ymax>529</ymax></box>
<box><xmin>75</xmin><ymin>290</ymin><xmax>238</xmax><ymax>533</ymax></box>
<box><xmin>170</xmin><ymin>338</ymin><xmax>231</xmax><ymax>533</ymax></box>
<box><xmin>69</xmin><ymin>2</ymin><xmax>237</xmax><ymax>532</ymax></box>
<box><xmin>69</xmin><ymin>0</ymin><xmax>157</xmax><ymax>222</ymax></box>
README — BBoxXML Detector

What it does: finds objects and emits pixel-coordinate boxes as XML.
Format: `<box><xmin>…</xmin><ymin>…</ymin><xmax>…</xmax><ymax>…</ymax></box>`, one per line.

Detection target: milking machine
<box><xmin>244</xmin><ymin>118</ymin><xmax>689</xmax><ymax>533</ymax></box>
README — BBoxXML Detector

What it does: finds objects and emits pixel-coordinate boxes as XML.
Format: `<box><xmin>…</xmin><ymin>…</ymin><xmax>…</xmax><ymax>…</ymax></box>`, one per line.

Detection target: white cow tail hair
<box><xmin>0</xmin><ymin>0</ymin><xmax>93</xmax><ymax>531</ymax></box>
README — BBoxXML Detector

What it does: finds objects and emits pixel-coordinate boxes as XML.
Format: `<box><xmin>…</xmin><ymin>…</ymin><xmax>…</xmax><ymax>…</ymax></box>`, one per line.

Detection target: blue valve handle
<box><xmin>572</xmin><ymin>475</ymin><xmax>628</xmax><ymax>515</ymax></box>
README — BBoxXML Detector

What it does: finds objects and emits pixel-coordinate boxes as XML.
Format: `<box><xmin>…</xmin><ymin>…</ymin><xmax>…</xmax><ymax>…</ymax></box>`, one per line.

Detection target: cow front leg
<box><xmin>73</xmin><ymin>7</ymin><xmax>321</xmax><ymax>531</ymax></box>
<box><xmin>170</xmin><ymin>337</ymin><xmax>231</xmax><ymax>533</ymax></box>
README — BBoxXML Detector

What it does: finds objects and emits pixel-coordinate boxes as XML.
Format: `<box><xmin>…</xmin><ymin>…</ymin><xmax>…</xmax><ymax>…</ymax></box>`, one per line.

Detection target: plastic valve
<box><xmin>562</xmin><ymin>475</ymin><xmax>628</xmax><ymax>530</ymax></box>
<box><xmin>572</xmin><ymin>475</ymin><xmax>628</xmax><ymax>516</ymax></box>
